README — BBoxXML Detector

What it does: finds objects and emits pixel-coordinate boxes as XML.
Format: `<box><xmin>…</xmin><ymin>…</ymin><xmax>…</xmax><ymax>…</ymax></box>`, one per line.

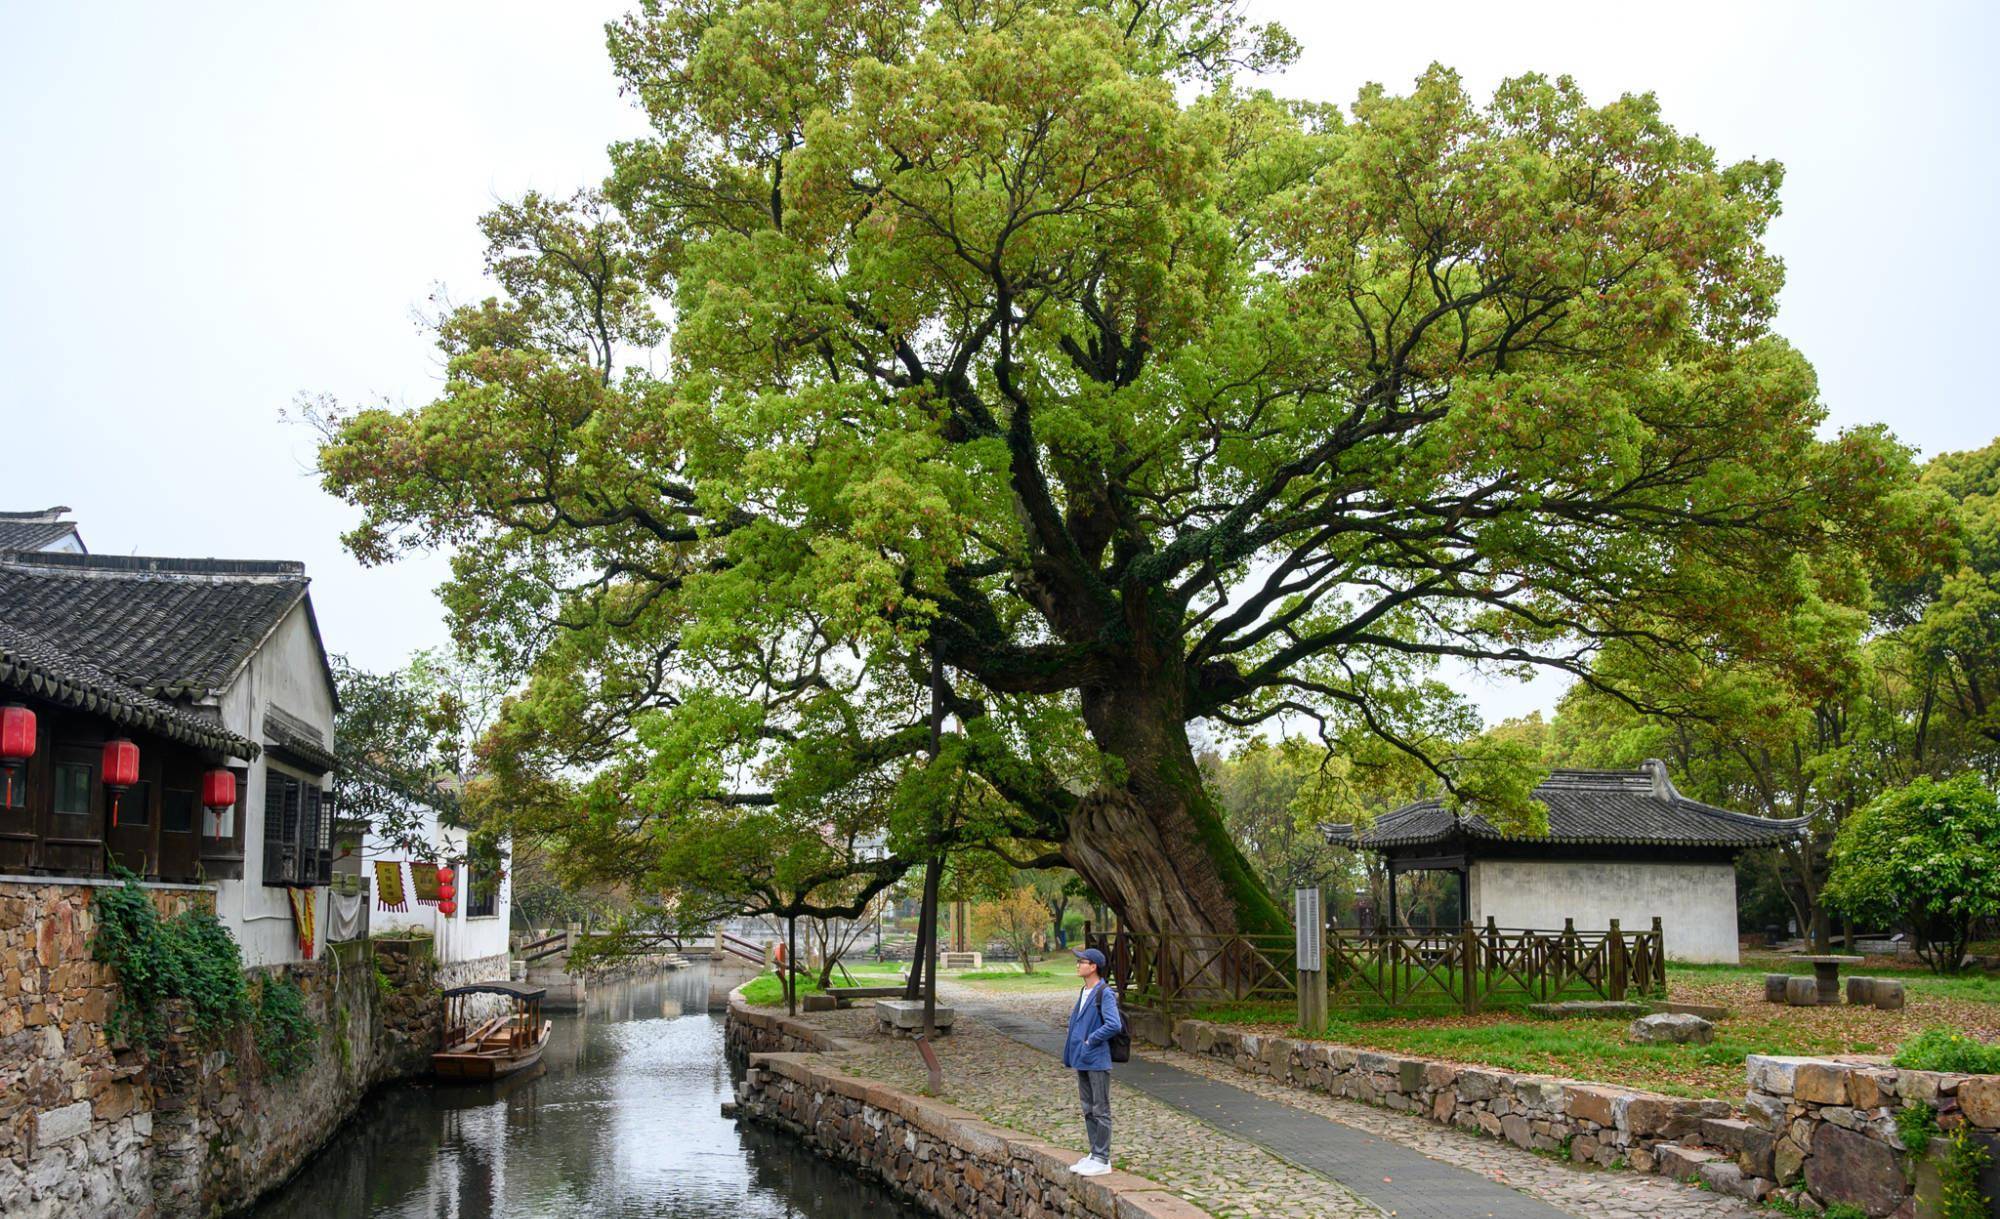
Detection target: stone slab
<box><xmin>874</xmin><ymin>999</ymin><xmax>956</xmax><ymax>1030</ymax></box>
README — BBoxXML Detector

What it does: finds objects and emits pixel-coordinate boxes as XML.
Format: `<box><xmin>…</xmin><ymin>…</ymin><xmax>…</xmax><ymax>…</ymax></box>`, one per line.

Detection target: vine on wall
<box><xmin>91</xmin><ymin>876</ymin><xmax>251</xmax><ymax>1049</ymax></box>
<box><xmin>252</xmin><ymin>974</ymin><xmax>318</xmax><ymax>1079</ymax></box>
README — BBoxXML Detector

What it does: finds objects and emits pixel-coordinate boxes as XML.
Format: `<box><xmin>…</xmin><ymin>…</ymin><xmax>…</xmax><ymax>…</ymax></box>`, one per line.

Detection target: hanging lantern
<box><xmin>101</xmin><ymin>739</ymin><xmax>139</xmax><ymax>828</ymax></box>
<box><xmin>200</xmin><ymin>768</ymin><xmax>236</xmax><ymax>834</ymax></box>
<box><xmin>438</xmin><ymin>899</ymin><xmax>457</xmax><ymax>916</ymax></box>
<box><xmin>436</xmin><ymin>865</ymin><xmax>454</xmax><ymax>885</ymax></box>
<box><xmin>437</xmin><ymin>879</ymin><xmax>456</xmax><ymax>903</ymax></box>
<box><xmin>0</xmin><ymin>705</ymin><xmax>33</xmax><ymax>808</ymax></box>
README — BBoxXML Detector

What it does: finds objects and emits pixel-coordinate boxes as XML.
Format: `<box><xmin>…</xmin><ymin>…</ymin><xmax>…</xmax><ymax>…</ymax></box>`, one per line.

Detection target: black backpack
<box><xmin>1093</xmin><ymin>985</ymin><xmax>1131</xmax><ymax>1063</ymax></box>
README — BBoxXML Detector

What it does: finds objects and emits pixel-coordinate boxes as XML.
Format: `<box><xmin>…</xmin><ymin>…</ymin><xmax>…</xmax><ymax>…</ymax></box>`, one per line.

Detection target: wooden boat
<box><xmin>432</xmin><ymin>980</ymin><xmax>552</xmax><ymax>1081</ymax></box>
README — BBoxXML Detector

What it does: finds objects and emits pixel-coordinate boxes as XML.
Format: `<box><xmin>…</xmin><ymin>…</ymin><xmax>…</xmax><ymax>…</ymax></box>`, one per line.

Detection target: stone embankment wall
<box><xmin>726</xmin><ymin>998</ymin><xmax>1210</xmax><ymax>1219</ymax></box>
<box><xmin>1168</xmin><ymin>1017</ymin><xmax>1727</xmax><ymax>1171</ymax></box>
<box><xmin>0</xmin><ymin>881</ymin><xmax>443</xmax><ymax>1218</ymax></box>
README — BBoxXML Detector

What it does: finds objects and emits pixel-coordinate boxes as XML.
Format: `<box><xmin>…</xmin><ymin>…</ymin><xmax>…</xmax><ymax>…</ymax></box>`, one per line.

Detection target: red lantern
<box><xmin>436</xmin><ymin>865</ymin><xmax>454</xmax><ymax>885</ymax></box>
<box><xmin>102</xmin><ymin>739</ymin><xmax>139</xmax><ymax>827</ymax></box>
<box><xmin>438</xmin><ymin>899</ymin><xmax>457</xmax><ymax>916</ymax></box>
<box><xmin>200</xmin><ymin>768</ymin><xmax>236</xmax><ymax>833</ymax></box>
<box><xmin>0</xmin><ymin>705</ymin><xmax>32</xmax><ymax>808</ymax></box>
<box><xmin>438</xmin><ymin>880</ymin><xmax>456</xmax><ymax>902</ymax></box>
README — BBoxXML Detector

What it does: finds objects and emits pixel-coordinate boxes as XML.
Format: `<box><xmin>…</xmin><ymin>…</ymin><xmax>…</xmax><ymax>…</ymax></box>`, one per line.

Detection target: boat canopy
<box><xmin>441</xmin><ymin>979</ymin><xmax>547</xmax><ymax>1001</ymax></box>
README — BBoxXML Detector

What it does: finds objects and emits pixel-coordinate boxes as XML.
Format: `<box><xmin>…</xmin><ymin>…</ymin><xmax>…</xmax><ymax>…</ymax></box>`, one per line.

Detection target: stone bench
<box><xmin>825</xmin><ymin>985</ymin><xmax>905</xmax><ymax>1008</ymax></box>
<box><xmin>875</xmin><ymin>999</ymin><xmax>955</xmax><ymax>1037</ymax></box>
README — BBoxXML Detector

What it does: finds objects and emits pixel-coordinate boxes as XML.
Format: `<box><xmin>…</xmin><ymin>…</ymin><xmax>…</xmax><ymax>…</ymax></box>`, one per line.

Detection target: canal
<box><xmin>249</xmin><ymin>965</ymin><xmax>920</xmax><ymax>1218</ymax></box>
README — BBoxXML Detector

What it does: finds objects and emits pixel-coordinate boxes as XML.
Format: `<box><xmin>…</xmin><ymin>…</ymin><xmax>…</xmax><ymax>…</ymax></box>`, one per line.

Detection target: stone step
<box><xmin>1653</xmin><ymin>1142</ymin><xmax>1722</xmax><ymax>1182</ymax></box>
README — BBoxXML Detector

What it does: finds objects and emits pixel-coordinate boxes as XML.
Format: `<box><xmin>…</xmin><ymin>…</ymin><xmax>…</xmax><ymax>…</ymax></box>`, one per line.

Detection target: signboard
<box><xmin>1294</xmin><ymin>887</ymin><xmax>1322</xmax><ymax>969</ymax></box>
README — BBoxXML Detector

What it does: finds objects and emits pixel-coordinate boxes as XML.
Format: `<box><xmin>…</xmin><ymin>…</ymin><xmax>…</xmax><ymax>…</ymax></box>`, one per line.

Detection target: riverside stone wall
<box><xmin>0</xmin><ymin>880</ymin><xmax>444</xmax><ymax>1218</ymax></box>
<box><xmin>726</xmin><ymin>997</ymin><xmax>1210</xmax><ymax>1219</ymax></box>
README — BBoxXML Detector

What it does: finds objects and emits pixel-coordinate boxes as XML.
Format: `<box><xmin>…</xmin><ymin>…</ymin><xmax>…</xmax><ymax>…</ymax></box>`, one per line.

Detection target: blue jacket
<box><xmin>1062</xmin><ymin>981</ymin><xmax>1123</xmax><ymax>1071</ymax></box>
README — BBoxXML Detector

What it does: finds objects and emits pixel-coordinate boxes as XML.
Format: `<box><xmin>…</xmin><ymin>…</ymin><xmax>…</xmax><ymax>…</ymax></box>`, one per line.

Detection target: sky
<box><xmin>2</xmin><ymin>1</ymin><xmax>1994</xmax><ymax>726</ymax></box>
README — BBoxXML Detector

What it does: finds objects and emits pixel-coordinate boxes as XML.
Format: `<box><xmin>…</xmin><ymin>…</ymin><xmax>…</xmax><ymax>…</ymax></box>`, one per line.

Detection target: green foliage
<box><xmin>373</xmin><ymin>959</ymin><xmax>395</xmax><ymax>1000</ymax></box>
<box><xmin>317</xmin><ymin>0</ymin><xmax>1940</xmax><ymax>940</ymax></box>
<box><xmin>1819</xmin><ymin>1205</ymin><xmax>1871</xmax><ymax>1219</ymax></box>
<box><xmin>1941</xmin><ymin>1125</ymin><xmax>1993</xmax><ymax>1219</ymax></box>
<box><xmin>1892</xmin><ymin>1028</ymin><xmax>2000</xmax><ymax>1075</ymax></box>
<box><xmin>91</xmin><ymin>878</ymin><xmax>251</xmax><ymax>1050</ymax></box>
<box><xmin>1825</xmin><ymin>774</ymin><xmax>2000</xmax><ymax>972</ymax></box>
<box><xmin>1895</xmin><ymin>1102</ymin><xmax>1941</xmax><ymax>1153</ymax></box>
<box><xmin>252</xmin><ymin>974</ymin><xmax>317</xmax><ymax>1079</ymax></box>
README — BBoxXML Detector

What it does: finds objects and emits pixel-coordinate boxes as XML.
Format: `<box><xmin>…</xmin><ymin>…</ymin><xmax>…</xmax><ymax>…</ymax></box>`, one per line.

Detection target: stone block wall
<box><xmin>727</xmin><ymin>996</ymin><xmax>1210</xmax><ymax>1219</ymax></box>
<box><xmin>1169</xmin><ymin>1017</ymin><xmax>1726</xmax><ymax>1172</ymax></box>
<box><xmin>1719</xmin><ymin>1055</ymin><xmax>2000</xmax><ymax>1216</ymax></box>
<box><xmin>0</xmin><ymin>881</ymin><xmax>445</xmax><ymax>1218</ymax></box>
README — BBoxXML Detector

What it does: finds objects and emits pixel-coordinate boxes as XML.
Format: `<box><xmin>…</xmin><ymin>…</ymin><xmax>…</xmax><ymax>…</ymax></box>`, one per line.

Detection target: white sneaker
<box><xmin>1074</xmin><ymin>1157</ymin><xmax>1112</xmax><ymax>1176</ymax></box>
<box><xmin>1068</xmin><ymin>1156</ymin><xmax>1095</xmax><ymax>1173</ymax></box>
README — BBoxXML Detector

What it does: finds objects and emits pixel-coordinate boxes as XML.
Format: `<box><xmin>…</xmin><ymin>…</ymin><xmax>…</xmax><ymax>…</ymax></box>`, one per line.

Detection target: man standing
<box><xmin>1062</xmin><ymin>946</ymin><xmax>1123</xmax><ymax>1176</ymax></box>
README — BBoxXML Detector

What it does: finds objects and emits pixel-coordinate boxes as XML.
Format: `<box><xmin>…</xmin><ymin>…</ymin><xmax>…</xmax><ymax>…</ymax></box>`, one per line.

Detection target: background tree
<box><xmin>1025</xmin><ymin>868</ymin><xmax>1091</xmax><ymax>948</ymax></box>
<box><xmin>319</xmin><ymin>0</ymin><xmax>1936</xmax><ymax>941</ymax></box>
<box><xmin>975</xmin><ymin>886</ymin><xmax>1050</xmax><ymax>973</ymax></box>
<box><xmin>1823</xmin><ymin>773</ymin><xmax>2000</xmax><ymax>973</ymax></box>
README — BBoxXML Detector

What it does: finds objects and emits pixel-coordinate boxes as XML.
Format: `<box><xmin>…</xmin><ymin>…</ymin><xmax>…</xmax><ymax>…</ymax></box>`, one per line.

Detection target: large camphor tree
<box><xmin>319</xmin><ymin>0</ymin><xmax>1933</xmax><ymax>940</ymax></box>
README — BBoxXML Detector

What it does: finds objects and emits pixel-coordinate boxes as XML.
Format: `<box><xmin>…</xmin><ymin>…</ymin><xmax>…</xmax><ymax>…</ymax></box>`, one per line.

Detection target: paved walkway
<box><xmin>941</xmin><ymin>984</ymin><xmax>1760</xmax><ymax>1219</ymax></box>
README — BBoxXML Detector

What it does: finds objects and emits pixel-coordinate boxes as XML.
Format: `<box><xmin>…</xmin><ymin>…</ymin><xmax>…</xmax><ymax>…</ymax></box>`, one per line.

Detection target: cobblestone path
<box><xmin>805</xmin><ymin>1002</ymin><xmax>1381</xmax><ymax>1218</ymax></box>
<box><xmin>943</xmin><ymin>985</ymin><xmax>1762</xmax><ymax>1219</ymax></box>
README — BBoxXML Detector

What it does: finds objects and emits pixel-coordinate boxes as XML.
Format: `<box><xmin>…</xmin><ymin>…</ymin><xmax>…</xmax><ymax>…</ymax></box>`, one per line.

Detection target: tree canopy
<box><xmin>1823</xmin><ymin>773</ymin><xmax>2000</xmax><ymax>972</ymax></box>
<box><xmin>318</xmin><ymin>0</ymin><xmax>1937</xmax><ymax>939</ymax></box>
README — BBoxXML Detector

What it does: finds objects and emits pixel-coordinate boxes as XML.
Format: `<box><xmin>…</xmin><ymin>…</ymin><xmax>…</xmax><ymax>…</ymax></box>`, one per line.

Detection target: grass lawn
<box><xmin>1186</xmin><ymin>955</ymin><xmax>2000</xmax><ymax>1100</ymax></box>
<box><xmin>953</xmin><ymin>960</ymin><xmax>1088</xmax><ymax>992</ymax></box>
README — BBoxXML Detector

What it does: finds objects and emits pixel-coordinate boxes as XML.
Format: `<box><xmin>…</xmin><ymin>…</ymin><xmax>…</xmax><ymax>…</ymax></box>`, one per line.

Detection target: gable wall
<box><xmin>214</xmin><ymin>602</ymin><xmax>336</xmax><ymax>967</ymax></box>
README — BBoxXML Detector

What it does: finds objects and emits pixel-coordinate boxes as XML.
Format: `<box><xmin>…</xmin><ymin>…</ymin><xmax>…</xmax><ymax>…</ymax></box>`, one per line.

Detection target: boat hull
<box><xmin>432</xmin><ymin>1020</ymin><xmax>552</xmax><ymax>1081</ymax></box>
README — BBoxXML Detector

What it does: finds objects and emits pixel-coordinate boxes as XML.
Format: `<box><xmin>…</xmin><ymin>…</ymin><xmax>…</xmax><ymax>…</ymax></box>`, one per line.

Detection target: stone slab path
<box><xmin>948</xmin><ymin>985</ymin><xmax>1761</xmax><ymax>1219</ymax></box>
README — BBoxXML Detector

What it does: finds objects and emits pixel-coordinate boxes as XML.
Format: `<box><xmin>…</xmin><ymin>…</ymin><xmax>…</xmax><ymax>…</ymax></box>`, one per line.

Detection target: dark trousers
<box><xmin>1076</xmin><ymin>1069</ymin><xmax>1111</xmax><ymax>1160</ymax></box>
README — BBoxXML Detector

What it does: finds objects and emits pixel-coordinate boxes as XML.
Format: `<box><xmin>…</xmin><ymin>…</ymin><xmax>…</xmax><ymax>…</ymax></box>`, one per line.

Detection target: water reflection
<box><xmin>251</xmin><ymin>964</ymin><xmax>919</xmax><ymax>1219</ymax></box>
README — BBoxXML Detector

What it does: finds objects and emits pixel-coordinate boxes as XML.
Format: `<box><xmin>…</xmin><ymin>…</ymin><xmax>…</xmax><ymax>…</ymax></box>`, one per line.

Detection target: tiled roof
<box><xmin>0</xmin><ymin>552</ymin><xmax>310</xmax><ymax>700</ymax></box>
<box><xmin>0</xmin><ymin>620</ymin><xmax>257</xmax><ymax>756</ymax></box>
<box><xmin>1323</xmin><ymin>761</ymin><xmax>1810</xmax><ymax>852</ymax></box>
<box><xmin>0</xmin><ymin>507</ymin><xmax>83</xmax><ymax>553</ymax></box>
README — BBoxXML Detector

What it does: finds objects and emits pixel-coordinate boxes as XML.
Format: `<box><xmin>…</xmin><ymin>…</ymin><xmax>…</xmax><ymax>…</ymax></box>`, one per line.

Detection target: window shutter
<box><xmin>262</xmin><ymin>772</ymin><xmax>290</xmax><ymax>886</ymax></box>
<box><xmin>303</xmin><ymin>786</ymin><xmax>332</xmax><ymax>885</ymax></box>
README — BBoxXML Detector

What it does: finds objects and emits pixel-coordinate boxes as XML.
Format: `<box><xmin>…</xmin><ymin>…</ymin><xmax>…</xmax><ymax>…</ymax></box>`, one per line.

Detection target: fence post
<box><xmin>1651</xmin><ymin>916</ymin><xmax>1666</xmax><ymax>993</ymax></box>
<box><xmin>1461</xmin><ymin>921</ymin><xmax>1480</xmax><ymax>1016</ymax></box>
<box><xmin>1608</xmin><ymin>918</ymin><xmax>1628</xmax><ymax>1000</ymax></box>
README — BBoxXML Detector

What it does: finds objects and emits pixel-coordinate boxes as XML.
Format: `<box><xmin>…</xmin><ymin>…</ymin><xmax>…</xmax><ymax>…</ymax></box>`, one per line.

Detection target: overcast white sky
<box><xmin>2</xmin><ymin>2</ymin><xmax>1994</xmax><ymax>725</ymax></box>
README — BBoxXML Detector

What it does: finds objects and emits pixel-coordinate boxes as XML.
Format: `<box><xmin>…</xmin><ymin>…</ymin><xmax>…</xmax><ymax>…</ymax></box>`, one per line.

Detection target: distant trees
<box><xmin>1824</xmin><ymin>774</ymin><xmax>2000</xmax><ymax>973</ymax></box>
<box><xmin>976</xmin><ymin>887</ymin><xmax>1050</xmax><ymax>973</ymax></box>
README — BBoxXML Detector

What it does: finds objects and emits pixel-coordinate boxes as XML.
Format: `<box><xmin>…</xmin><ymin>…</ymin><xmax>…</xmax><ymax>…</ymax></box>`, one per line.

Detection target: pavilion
<box><xmin>1323</xmin><ymin>760</ymin><xmax>1810</xmax><ymax>963</ymax></box>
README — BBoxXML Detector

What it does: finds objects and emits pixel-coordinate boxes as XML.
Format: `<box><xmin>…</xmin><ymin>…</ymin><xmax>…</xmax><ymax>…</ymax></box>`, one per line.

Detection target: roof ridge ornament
<box><xmin>1641</xmin><ymin>758</ymin><xmax>1674</xmax><ymax>800</ymax></box>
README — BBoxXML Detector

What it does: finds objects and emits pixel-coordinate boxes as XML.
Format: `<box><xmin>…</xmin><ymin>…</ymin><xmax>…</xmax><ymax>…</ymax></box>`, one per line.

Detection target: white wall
<box><xmin>213</xmin><ymin>601</ymin><xmax>337</xmax><ymax>968</ymax></box>
<box><xmin>1467</xmin><ymin>858</ymin><xmax>1741</xmax><ymax>964</ymax></box>
<box><xmin>363</xmin><ymin>817</ymin><xmax>512</xmax><ymax>969</ymax></box>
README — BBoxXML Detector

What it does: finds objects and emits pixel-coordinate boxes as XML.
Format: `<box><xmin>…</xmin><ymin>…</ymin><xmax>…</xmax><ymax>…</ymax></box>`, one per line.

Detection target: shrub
<box><xmin>1893</xmin><ymin>1028</ymin><xmax>2000</xmax><ymax>1075</ymax></box>
<box><xmin>253</xmin><ymin>974</ymin><xmax>318</xmax><ymax>1079</ymax></box>
<box><xmin>1824</xmin><ymin>774</ymin><xmax>2000</xmax><ymax>973</ymax></box>
<box><xmin>92</xmin><ymin>876</ymin><xmax>251</xmax><ymax>1049</ymax></box>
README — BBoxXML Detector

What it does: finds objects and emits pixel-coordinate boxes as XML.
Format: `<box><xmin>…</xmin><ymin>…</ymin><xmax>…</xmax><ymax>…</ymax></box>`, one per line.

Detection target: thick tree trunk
<box><xmin>1061</xmin><ymin>674</ymin><xmax>1289</xmax><ymax>941</ymax></box>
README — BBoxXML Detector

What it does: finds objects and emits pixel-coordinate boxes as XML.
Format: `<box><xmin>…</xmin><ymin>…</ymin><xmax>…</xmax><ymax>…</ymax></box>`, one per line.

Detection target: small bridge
<box><xmin>518</xmin><ymin>926</ymin><xmax>772</xmax><ymax>1009</ymax></box>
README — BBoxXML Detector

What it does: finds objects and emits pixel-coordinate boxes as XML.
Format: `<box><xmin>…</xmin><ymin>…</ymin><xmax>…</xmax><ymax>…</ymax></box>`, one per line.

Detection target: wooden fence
<box><xmin>1085</xmin><ymin>916</ymin><xmax>1668</xmax><ymax>1017</ymax></box>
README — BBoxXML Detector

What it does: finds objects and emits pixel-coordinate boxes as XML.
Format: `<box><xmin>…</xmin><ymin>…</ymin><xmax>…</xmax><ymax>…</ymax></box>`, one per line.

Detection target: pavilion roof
<box><xmin>1323</xmin><ymin>761</ymin><xmax>1811</xmax><ymax>854</ymax></box>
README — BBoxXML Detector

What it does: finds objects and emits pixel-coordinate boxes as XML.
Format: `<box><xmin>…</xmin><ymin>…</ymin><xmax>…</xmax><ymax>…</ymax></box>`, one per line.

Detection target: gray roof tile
<box><xmin>0</xmin><ymin>552</ymin><xmax>309</xmax><ymax>700</ymax></box>
<box><xmin>0</xmin><ymin>620</ymin><xmax>257</xmax><ymax>756</ymax></box>
<box><xmin>1324</xmin><ymin>762</ymin><xmax>1810</xmax><ymax>851</ymax></box>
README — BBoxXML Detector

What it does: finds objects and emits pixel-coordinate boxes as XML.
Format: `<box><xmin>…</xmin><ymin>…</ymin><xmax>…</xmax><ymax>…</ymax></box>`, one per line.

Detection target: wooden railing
<box><xmin>1087</xmin><ymin>916</ymin><xmax>1667</xmax><ymax>1017</ymax></box>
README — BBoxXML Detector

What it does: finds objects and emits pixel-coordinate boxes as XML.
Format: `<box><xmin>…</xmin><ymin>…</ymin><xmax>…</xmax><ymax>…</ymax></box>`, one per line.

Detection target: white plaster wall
<box><xmin>365</xmin><ymin>818</ymin><xmax>512</xmax><ymax>968</ymax></box>
<box><xmin>212</xmin><ymin>602</ymin><xmax>338</xmax><ymax>969</ymax></box>
<box><xmin>1467</xmin><ymin>859</ymin><xmax>1741</xmax><ymax>963</ymax></box>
